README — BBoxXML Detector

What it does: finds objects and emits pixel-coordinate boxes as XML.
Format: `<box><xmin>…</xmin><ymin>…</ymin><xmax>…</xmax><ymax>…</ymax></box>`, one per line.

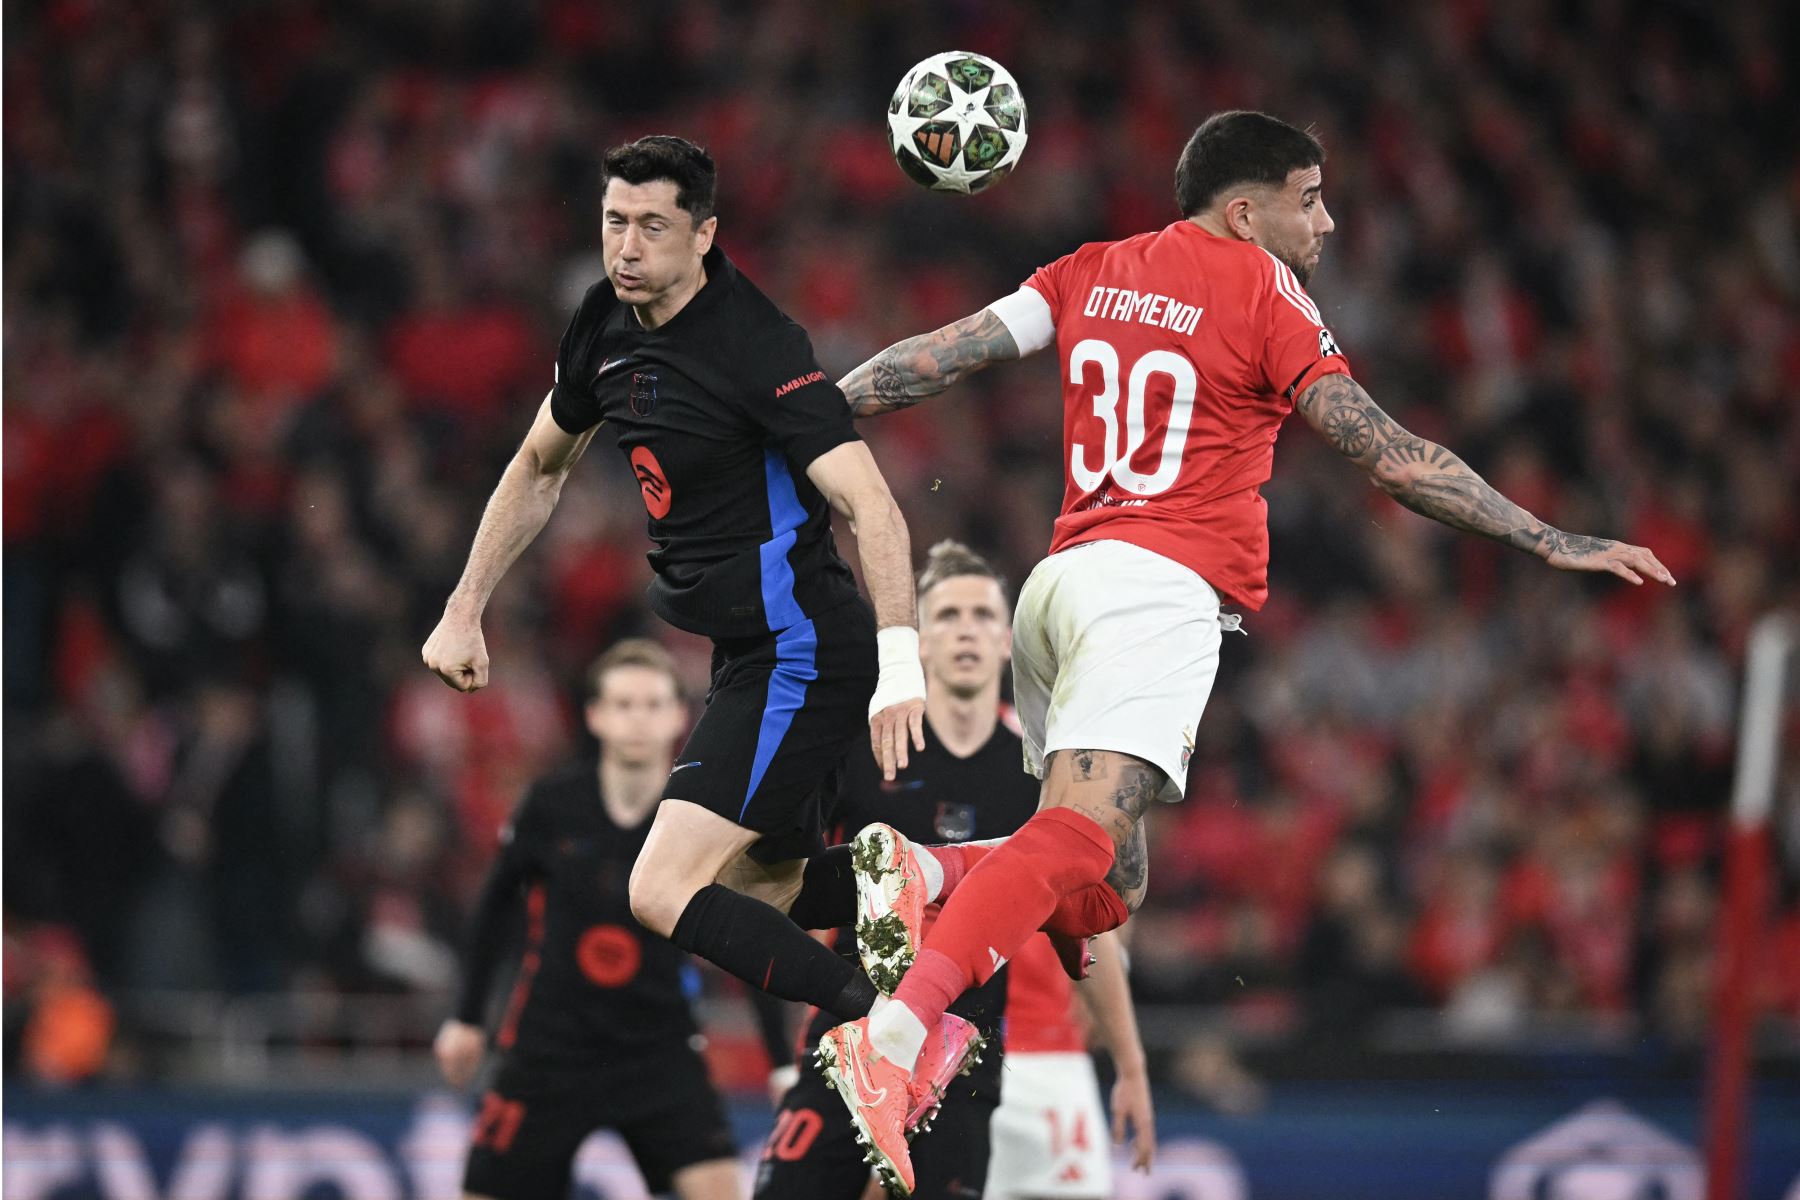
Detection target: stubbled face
<box><xmin>919</xmin><ymin>575</ymin><xmax>1011</xmax><ymax>700</ymax></box>
<box><xmin>601</xmin><ymin>178</ymin><xmax>715</xmax><ymax>315</ymax></box>
<box><xmin>586</xmin><ymin>666</ymin><xmax>687</xmax><ymax>767</ymax></box>
<box><xmin>1247</xmin><ymin>165</ymin><xmax>1334</xmax><ymax>285</ymax></box>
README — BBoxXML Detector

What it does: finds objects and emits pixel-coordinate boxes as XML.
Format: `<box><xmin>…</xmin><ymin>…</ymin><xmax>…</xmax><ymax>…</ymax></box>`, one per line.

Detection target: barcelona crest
<box><xmin>630</xmin><ymin>370</ymin><xmax>659</xmax><ymax>416</ymax></box>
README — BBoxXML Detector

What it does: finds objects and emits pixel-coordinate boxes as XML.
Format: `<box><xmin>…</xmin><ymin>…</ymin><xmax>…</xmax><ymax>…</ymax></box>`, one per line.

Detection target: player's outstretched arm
<box><xmin>805</xmin><ymin>441</ymin><xmax>927</xmax><ymax>780</ymax></box>
<box><xmin>838</xmin><ymin>307</ymin><xmax>1022</xmax><ymax>418</ymax></box>
<box><xmin>1295</xmin><ymin>374</ymin><xmax>1676</xmax><ymax>586</ymax></box>
<box><xmin>1077</xmin><ymin>931</ymin><xmax>1156</xmax><ymax>1172</ymax></box>
<box><xmin>422</xmin><ymin>395</ymin><xmax>598</xmax><ymax>691</ymax></box>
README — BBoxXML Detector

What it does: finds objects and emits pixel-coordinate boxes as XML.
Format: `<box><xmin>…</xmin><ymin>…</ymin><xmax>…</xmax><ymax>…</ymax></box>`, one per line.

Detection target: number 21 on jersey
<box><xmin>1068</xmin><ymin>338</ymin><xmax>1198</xmax><ymax>498</ymax></box>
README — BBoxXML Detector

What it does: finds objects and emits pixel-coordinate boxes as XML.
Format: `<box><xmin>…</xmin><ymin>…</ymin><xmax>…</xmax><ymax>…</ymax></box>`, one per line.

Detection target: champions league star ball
<box><xmin>887</xmin><ymin>51</ymin><xmax>1027</xmax><ymax>194</ymax></box>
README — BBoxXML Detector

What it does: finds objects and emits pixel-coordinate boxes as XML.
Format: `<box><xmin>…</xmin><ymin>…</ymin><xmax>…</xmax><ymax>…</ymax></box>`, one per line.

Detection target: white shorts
<box><xmin>985</xmin><ymin>1051</ymin><xmax>1112</xmax><ymax>1199</ymax></box>
<box><xmin>1011</xmin><ymin>540</ymin><xmax>1228</xmax><ymax>798</ymax></box>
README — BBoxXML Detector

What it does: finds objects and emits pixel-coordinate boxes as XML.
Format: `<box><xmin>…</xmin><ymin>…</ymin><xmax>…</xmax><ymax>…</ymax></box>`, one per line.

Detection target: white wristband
<box><xmin>868</xmin><ymin>626</ymin><xmax>926</xmax><ymax>718</ymax></box>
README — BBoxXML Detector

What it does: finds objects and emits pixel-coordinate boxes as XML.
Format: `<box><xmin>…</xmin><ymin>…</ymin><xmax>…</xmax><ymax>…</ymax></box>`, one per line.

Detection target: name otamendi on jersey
<box><xmin>1080</xmin><ymin>285</ymin><xmax>1203</xmax><ymax>335</ymax></box>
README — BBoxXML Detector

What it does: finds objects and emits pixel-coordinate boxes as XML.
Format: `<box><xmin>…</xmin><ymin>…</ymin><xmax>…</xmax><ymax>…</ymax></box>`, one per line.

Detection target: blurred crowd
<box><xmin>5</xmin><ymin>0</ymin><xmax>1798</xmax><ymax>1088</ymax></box>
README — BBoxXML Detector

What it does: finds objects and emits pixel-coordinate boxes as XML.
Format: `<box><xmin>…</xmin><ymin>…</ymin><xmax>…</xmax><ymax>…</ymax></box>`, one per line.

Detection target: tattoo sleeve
<box><xmin>838</xmin><ymin>309</ymin><xmax>1021</xmax><ymax>418</ymax></box>
<box><xmin>1294</xmin><ymin>373</ymin><xmax>1599</xmax><ymax>560</ymax></box>
<box><xmin>1104</xmin><ymin>821</ymin><xmax>1149</xmax><ymax>912</ymax></box>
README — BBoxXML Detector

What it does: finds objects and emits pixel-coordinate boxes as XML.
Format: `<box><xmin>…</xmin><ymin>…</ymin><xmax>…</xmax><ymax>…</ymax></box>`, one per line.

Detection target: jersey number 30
<box><xmin>1068</xmin><ymin>338</ymin><xmax>1197</xmax><ymax>498</ymax></box>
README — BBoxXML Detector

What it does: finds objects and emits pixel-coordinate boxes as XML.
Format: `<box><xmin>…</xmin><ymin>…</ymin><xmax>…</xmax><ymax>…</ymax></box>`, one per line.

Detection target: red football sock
<box><xmin>929</xmin><ymin>846</ymin><xmax>1128</xmax><ymax>931</ymax></box>
<box><xmin>891</xmin><ymin>808</ymin><xmax>1115</xmax><ymax>1031</ymax></box>
<box><xmin>1044</xmin><ymin>881</ymin><xmax>1130</xmax><ymax>938</ymax></box>
<box><xmin>924</xmin><ymin>842</ymin><xmax>994</xmax><ymax>901</ymax></box>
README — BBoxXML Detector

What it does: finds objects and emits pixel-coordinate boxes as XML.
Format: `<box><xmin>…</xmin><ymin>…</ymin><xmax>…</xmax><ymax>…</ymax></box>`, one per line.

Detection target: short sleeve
<box><xmin>1258</xmin><ymin>252</ymin><xmax>1352</xmax><ymax>400</ymax></box>
<box><xmin>745</xmin><ymin>321</ymin><xmax>861</xmax><ymax>470</ymax></box>
<box><xmin>549</xmin><ymin>284</ymin><xmax>615</xmax><ymax>434</ymax></box>
<box><xmin>1021</xmin><ymin>252</ymin><xmax>1074</xmax><ymax>323</ymax></box>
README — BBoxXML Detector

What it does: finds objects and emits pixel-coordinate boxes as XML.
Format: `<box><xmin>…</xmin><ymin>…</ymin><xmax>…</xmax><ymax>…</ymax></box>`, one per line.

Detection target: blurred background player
<box><xmin>755</xmin><ymin>542</ymin><xmax>1153</xmax><ymax>1200</ymax></box>
<box><xmin>420</xmin><ymin>137</ymin><xmax>936</xmax><ymax>1039</ymax></box>
<box><xmin>434</xmin><ymin>639</ymin><xmax>739</xmax><ymax>1200</ymax></box>
<box><xmin>822</xmin><ymin>109</ymin><xmax>1676</xmax><ymax>1183</ymax></box>
<box><xmin>987</xmin><ymin>932</ymin><xmax>1153</xmax><ymax>1200</ymax></box>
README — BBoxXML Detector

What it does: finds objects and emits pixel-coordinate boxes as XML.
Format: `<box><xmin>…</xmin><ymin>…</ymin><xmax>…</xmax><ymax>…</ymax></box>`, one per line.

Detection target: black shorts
<box><xmin>752</xmin><ymin>1065</ymin><xmax>995</xmax><ymax>1200</ymax></box>
<box><xmin>670</xmin><ymin>599</ymin><xmax>877</xmax><ymax>864</ymax></box>
<box><xmin>463</xmin><ymin>1045</ymin><xmax>734</xmax><ymax>1199</ymax></box>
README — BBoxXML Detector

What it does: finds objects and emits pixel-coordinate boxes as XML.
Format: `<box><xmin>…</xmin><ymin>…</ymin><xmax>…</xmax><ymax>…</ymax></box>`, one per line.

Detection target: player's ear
<box><xmin>694</xmin><ymin>214</ymin><xmax>717</xmax><ymax>254</ymax></box>
<box><xmin>1223</xmin><ymin>194</ymin><xmax>1256</xmax><ymax>241</ymax></box>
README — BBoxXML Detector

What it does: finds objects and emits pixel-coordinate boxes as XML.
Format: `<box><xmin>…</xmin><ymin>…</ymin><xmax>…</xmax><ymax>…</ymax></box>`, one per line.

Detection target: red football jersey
<box><xmin>1017</xmin><ymin>220</ymin><xmax>1352</xmax><ymax>610</ymax></box>
<box><xmin>1002</xmin><ymin>932</ymin><xmax>1086</xmax><ymax>1054</ymax></box>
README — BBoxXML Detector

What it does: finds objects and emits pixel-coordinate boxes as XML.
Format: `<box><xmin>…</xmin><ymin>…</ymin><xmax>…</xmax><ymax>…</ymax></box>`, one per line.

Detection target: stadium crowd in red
<box><xmin>5</xmin><ymin>0</ymin><xmax>1797</xmax><ymax>1083</ymax></box>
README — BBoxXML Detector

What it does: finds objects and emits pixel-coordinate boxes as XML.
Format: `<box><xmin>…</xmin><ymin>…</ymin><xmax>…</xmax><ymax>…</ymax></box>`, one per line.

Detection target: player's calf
<box><xmin>633</xmin><ymin>800</ymin><xmax>880</xmax><ymax>1018</ymax></box>
<box><xmin>713</xmin><ymin>851</ymin><xmax>806</xmax><ymax>915</ymax></box>
<box><xmin>1105</xmin><ymin>821</ymin><xmax>1149</xmax><ymax>913</ymax></box>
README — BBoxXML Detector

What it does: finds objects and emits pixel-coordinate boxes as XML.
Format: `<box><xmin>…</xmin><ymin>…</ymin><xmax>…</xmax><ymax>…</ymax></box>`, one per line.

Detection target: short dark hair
<box><xmin>601</xmin><ymin>135</ymin><xmax>717</xmax><ymax>224</ymax></box>
<box><xmin>917</xmin><ymin>540</ymin><xmax>1008</xmax><ymax>600</ymax></box>
<box><xmin>587</xmin><ymin>638</ymin><xmax>682</xmax><ymax>703</ymax></box>
<box><xmin>1174</xmin><ymin>111</ymin><xmax>1326</xmax><ymax>217</ymax></box>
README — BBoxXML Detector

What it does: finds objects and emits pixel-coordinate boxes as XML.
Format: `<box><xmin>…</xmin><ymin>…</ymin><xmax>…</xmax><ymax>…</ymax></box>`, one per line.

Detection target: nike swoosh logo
<box><xmin>670</xmin><ymin>761</ymin><xmax>703</xmax><ymax>774</ymax></box>
<box><xmin>595</xmin><ymin>356</ymin><xmax>630</xmax><ymax>379</ymax></box>
<box><xmin>843</xmin><ymin>1026</ymin><xmax>888</xmax><ymax>1106</ymax></box>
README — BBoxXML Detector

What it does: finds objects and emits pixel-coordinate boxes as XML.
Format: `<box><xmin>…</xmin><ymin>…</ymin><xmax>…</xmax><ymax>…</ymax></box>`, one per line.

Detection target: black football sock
<box><xmin>671</xmin><ymin>883</ymin><xmax>877</xmax><ymax>1020</ymax></box>
<box><xmin>784</xmin><ymin>844</ymin><xmax>856</xmax><ymax>931</ymax></box>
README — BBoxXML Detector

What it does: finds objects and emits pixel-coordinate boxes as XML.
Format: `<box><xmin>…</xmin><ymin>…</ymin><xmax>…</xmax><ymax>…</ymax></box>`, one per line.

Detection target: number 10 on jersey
<box><xmin>1068</xmin><ymin>338</ymin><xmax>1199</xmax><ymax>498</ymax></box>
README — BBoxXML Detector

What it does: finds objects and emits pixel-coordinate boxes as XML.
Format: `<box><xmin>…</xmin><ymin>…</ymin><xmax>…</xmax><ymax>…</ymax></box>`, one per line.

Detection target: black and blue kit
<box><xmin>455</xmin><ymin>763</ymin><xmax>734</xmax><ymax>1200</ymax></box>
<box><xmin>551</xmin><ymin>246</ymin><xmax>877</xmax><ymax>861</ymax></box>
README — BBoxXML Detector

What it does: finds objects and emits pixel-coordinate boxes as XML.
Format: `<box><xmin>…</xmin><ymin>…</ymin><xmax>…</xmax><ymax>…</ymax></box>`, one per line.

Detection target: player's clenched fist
<box><xmin>423</xmin><ymin>613</ymin><xmax>490</xmax><ymax>692</ymax></box>
<box><xmin>434</xmin><ymin>1019</ymin><xmax>486</xmax><ymax>1089</ymax></box>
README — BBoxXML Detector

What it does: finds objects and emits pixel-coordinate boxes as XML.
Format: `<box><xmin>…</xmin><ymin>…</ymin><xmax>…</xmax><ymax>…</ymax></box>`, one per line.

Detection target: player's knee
<box><xmin>627</xmin><ymin>863</ymin><xmax>686</xmax><ymax>937</ymax></box>
<box><xmin>1041</xmin><ymin>750</ymin><xmax>1167</xmax><ymax>843</ymax></box>
<box><xmin>714</xmin><ymin>853</ymin><xmax>803</xmax><ymax>914</ymax></box>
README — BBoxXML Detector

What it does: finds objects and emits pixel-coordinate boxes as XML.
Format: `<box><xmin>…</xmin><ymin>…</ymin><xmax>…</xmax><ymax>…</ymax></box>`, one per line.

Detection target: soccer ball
<box><xmin>887</xmin><ymin>51</ymin><xmax>1027</xmax><ymax>194</ymax></box>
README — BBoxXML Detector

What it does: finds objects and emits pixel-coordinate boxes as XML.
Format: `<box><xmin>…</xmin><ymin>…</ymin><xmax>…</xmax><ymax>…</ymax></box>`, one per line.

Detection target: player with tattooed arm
<box><xmin>816</xmin><ymin>110</ymin><xmax>1674</xmax><ymax>1191</ymax></box>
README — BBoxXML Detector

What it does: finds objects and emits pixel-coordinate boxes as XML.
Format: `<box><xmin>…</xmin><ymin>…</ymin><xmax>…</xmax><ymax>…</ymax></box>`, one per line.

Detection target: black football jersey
<box><xmin>801</xmin><ymin>716</ymin><xmax>1042</xmax><ymax>1096</ymax></box>
<box><xmin>550</xmin><ymin>246</ymin><xmax>863</xmax><ymax>639</ymax></box>
<box><xmin>456</xmin><ymin>763</ymin><xmax>700</xmax><ymax>1074</ymax></box>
